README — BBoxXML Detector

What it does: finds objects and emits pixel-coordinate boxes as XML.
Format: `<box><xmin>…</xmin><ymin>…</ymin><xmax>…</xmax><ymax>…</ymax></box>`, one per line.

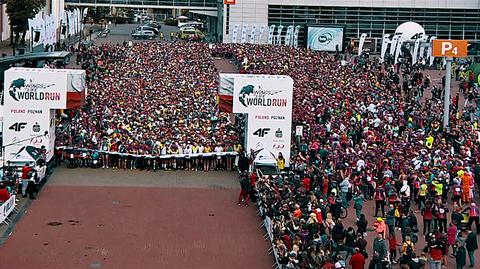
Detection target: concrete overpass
<box><xmin>64</xmin><ymin>0</ymin><xmax>218</xmax><ymax>11</ymax></box>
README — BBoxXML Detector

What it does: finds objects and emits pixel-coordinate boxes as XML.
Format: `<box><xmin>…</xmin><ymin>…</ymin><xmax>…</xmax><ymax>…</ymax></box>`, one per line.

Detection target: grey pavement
<box><xmin>47</xmin><ymin>166</ymin><xmax>239</xmax><ymax>189</ymax></box>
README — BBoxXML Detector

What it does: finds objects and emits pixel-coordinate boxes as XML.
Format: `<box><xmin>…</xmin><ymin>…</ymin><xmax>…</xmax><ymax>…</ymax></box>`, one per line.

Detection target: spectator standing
<box><xmin>421</xmin><ymin>202</ymin><xmax>434</xmax><ymax>235</ymax></box>
<box><xmin>237</xmin><ymin>152</ymin><xmax>249</xmax><ymax>173</ymax></box>
<box><xmin>339</xmin><ymin>177</ymin><xmax>350</xmax><ymax>208</ymax></box>
<box><xmin>454</xmin><ymin>241</ymin><xmax>467</xmax><ymax>269</ymax></box>
<box><xmin>434</xmin><ymin>201</ymin><xmax>448</xmax><ymax>233</ymax></box>
<box><xmin>374</xmin><ymin>184</ymin><xmax>386</xmax><ymax>218</ymax></box>
<box><xmin>465</xmin><ymin>228</ymin><xmax>478</xmax><ymax>268</ymax></box>
<box><xmin>447</xmin><ymin>222</ymin><xmax>458</xmax><ymax>254</ymax></box>
<box><xmin>373</xmin><ymin>217</ymin><xmax>386</xmax><ymax>239</ymax></box>
<box><xmin>417</xmin><ymin>180</ymin><xmax>428</xmax><ymax>211</ymax></box>
<box><xmin>385</xmin><ymin>204</ymin><xmax>395</xmax><ymax>237</ymax></box>
<box><xmin>238</xmin><ymin>175</ymin><xmax>251</xmax><ymax>206</ymax></box>
<box><xmin>368</xmin><ymin>252</ymin><xmax>385</xmax><ymax>269</ymax></box>
<box><xmin>20</xmin><ymin>164</ymin><xmax>32</xmax><ymax>197</ymax></box>
<box><xmin>356</xmin><ymin>214</ymin><xmax>368</xmax><ymax>237</ymax></box>
<box><xmin>331</xmin><ymin>219</ymin><xmax>345</xmax><ymax>242</ymax></box>
<box><xmin>400</xmin><ymin>180</ymin><xmax>411</xmax><ymax>211</ymax></box>
<box><xmin>429</xmin><ymin>241</ymin><xmax>443</xmax><ymax>269</ymax></box>
<box><xmin>354</xmin><ymin>233</ymin><xmax>368</xmax><ymax>258</ymax></box>
<box><xmin>373</xmin><ymin>232</ymin><xmax>387</xmax><ymax>260</ymax></box>
<box><xmin>349</xmin><ymin>248</ymin><xmax>366</xmax><ymax>269</ymax></box>
<box><xmin>277</xmin><ymin>153</ymin><xmax>285</xmax><ymax>171</ymax></box>
<box><xmin>353</xmin><ymin>190</ymin><xmax>365</xmax><ymax>220</ymax></box>
<box><xmin>464</xmin><ymin>203</ymin><xmax>480</xmax><ymax>234</ymax></box>
<box><xmin>0</xmin><ymin>183</ymin><xmax>10</xmax><ymax>203</ymax></box>
<box><xmin>400</xmin><ymin>235</ymin><xmax>415</xmax><ymax>264</ymax></box>
<box><xmin>388</xmin><ymin>233</ymin><xmax>400</xmax><ymax>264</ymax></box>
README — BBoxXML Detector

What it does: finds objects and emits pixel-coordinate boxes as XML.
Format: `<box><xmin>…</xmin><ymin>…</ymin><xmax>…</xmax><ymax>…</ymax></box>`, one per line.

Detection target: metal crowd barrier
<box><xmin>58</xmin><ymin>146</ymin><xmax>238</xmax><ymax>159</ymax></box>
<box><xmin>255</xmin><ymin>188</ymin><xmax>283</xmax><ymax>269</ymax></box>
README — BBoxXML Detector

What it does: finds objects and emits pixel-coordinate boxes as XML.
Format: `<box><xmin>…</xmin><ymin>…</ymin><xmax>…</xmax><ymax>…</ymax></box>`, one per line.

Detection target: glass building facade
<box><xmin>268</xmin><ymin>5</ymin><xmax>480</xmax><ymax>41</ymax></box>
<box><xmin>64</xmin><ymin>0</ymin><xmax>217</xmax><ymax>9</ymax></box>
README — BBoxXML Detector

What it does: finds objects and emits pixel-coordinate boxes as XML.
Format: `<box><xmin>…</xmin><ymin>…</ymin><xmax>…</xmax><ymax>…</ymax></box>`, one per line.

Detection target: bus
<box><xmin>177</xmin><ymin>16</ymin><xmax>188</xmax><ymax>27</ymax></box>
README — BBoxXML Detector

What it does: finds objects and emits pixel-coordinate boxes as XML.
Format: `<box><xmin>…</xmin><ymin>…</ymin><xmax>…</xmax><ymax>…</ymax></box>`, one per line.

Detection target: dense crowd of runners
<box><xmin>52</xmin><ymin>40</ymin><xmax>480</xmax><ymax>269</ymax></box>
<box><xmin>56</xmin><ymin>42</ymin><xmax>241</xmax><ymax>171</ymax></box>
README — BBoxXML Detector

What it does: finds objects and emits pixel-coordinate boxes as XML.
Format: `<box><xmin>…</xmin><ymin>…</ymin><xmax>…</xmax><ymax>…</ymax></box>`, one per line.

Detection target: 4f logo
<box><xmin>253</xmin><ymin>128</ymin><xmax>270</xmax><ymax>137</ymax></box>
<box><xmin>9</xmin><ymin>122</ymin><xmax>27</xmax><ymax>132</ymax></box>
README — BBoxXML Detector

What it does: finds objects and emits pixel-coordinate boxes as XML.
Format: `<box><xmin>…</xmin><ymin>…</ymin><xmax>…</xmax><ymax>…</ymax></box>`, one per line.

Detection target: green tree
<box><xmin>87</xmin><ymin>6</ymin><xmax>110</xmax><ymax>23</ymax></box>
<box><xmin>4</xmin><ymin>0</ymin><xmax>46</xmax><ymax>45</ymax></box>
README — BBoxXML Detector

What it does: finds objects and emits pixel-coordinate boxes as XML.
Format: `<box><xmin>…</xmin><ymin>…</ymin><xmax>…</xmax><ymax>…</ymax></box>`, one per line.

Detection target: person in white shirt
<box><xmin>184</xmin><ymin>144</ymin><xmax>192</xmax><ymax>154</ymax></box>
<box><xmin>213</xmin><ymin>145</ymin><xmax>223</xmax><ymax>169</ymax></box>
<box><xmin>177</xmin><ymin>143</ymin><xmax>184</xmax><ymax>155</ymax></box>
<box><xmin>400</xmin><ymin>180</ymin><xmax>411</xmax><ymax>210</ymax></box>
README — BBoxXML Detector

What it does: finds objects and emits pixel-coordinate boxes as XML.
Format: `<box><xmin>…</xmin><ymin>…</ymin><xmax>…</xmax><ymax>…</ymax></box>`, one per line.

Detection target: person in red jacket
<box><xmin>322</xmin><ymin>176</ymin><xmax>329</xmax><ymax>195</ymax></box>
<box><xmin>20</xmin><ymin>163</ymin><xmax>33</xmax><ymax>197</ymax></box>
<box><xmin>302</xmin><ymin>176</ymin><xmax>311</xmax><ymax>192</ymax></box>
<box><xmin>0</xmin><ymin>183</ymin><xmax>10</xmax><ymax>203</ymax></box>
<box><xmin>349</xmin><ymin>248</ymin><xmax>366</xmax><ymax>269</ymax></box>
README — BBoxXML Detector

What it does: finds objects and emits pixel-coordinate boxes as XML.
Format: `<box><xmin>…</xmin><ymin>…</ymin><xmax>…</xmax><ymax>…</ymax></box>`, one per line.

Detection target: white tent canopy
<box><xmin>395</xmin><ymin>21</ymin><xmax>425</xmax><ymax>40</ymax></box>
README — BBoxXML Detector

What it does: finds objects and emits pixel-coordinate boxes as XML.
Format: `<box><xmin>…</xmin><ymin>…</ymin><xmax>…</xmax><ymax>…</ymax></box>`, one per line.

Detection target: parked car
<box><xmin>136</xmin><ymin>25</ymin><xmax>159</xmax><ymax>35</ymax></box>
<box><xmin>183</xmin><ymin>21</ymin><xmax>205</xmax><ymax>31</ymax></box>
<box><xmin>99</xmin><ymin>29</ymin><xmax>110</xmax><ymax>38</ymax></box>
<box><xmin>145</xmin><ymin>21</ymin><xmax>161</xmax><ymax>29</ymax></box>
<box><xmin>164</xmin><ymin>17</ymin><xmax>177</xmax><ymax>26</ymax></box>
<box><xmin>132</xmin><ymin>30</ymin><xmax>156</xmax><ymax>40</ymax></box>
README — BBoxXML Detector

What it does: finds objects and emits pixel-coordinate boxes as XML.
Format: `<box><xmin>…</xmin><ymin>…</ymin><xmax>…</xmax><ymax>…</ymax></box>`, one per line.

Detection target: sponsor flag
<box><xmin>267</xmin><ymin>25</ymin><xmax>275</xmax><ymax>45</ymax></box>
<box><xmin>231</xmin><ymin>24</ymin><xmax>239</xmax><ymax>43</ymax></box>
<box><xmin>284</xmin><ymin>25</ymin><xmax>294</xmax><ymax>46</ymax></box>
<box><xmin>275</xmin><ymin>25</ymin><xmax>283</xmax><ymax>45</ymax></box>
<box><xmin>258</xmin><ymin>25</ymin><xmax>266</xmax><ymax>44</ymax></box>
<box><xmin>240</xmin><ymin>24</ymin><xmax>248</xmax><ymax>43</ymax></box>
<box><xmin>358</xmin><ymin>33</ymin><xmax>367</xmax><ymax>56</ymax></box>
<box><xmin>293</xmin><ymin>25</ymin><xmax>301</xmax><ymax>48</ymax></box>
<box><xmin>380</xmin><ymin>34</ymin><xmax>390</xmax><ymax>62</ymax></box>
<box><xmin>249</xmin><ymin>25</ymin><xmax>256</xmax><ymax>44</ymax></box>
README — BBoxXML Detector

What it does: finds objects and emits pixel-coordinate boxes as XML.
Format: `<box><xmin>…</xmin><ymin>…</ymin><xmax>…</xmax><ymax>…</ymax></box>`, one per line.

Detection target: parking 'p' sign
<box><xmin>432</xmin><ymin>40</ymin><xmax>468</xmax><ymax>58</ymax></box>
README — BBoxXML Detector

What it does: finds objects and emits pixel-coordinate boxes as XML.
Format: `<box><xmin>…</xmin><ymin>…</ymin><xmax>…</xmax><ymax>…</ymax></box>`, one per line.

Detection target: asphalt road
<box><xmin>0</xmin><ymin>167</ymin><xmax>272</xmax><ymax>269</ymax></box>
<box><xmin>94</xmin><ymin>23</ymin><xmax>181</xmax><ymax>45</ymax></box>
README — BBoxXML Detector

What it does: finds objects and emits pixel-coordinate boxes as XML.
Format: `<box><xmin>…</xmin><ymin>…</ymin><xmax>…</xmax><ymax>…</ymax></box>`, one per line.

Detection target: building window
<box><xmin>268</xmin><ymin>5</ymin><xmax>480</xmax><ymax>43</ymax></box>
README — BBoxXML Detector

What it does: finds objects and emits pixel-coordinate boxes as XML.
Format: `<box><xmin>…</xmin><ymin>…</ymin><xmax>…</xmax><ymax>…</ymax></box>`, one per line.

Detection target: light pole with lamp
<box><xmin>431</xmin><ymin>40</ymin><xmax>468</xmax><ymax>130</ymax></box>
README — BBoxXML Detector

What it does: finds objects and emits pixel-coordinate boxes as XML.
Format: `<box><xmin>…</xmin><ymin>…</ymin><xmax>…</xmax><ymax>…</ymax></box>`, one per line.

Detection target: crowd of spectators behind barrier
<box><xmin>215</xmin><ymin>44</ymin><xmax>480</xmax><ymax>269</ymax></box>
<box><xmin>54</xmin><ymin>41</ymin><xmax>480</xmax><ymax>268</ymax></box>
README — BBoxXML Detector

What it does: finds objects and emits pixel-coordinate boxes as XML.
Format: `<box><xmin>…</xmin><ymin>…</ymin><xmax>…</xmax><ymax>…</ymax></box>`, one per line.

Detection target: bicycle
<box><xmin>326</xmin><ymin>203</ymin><xmax>349</xmax><ymax>219</ymax></box>
<box><xmin>339</xmin><ymin>205</ymin><xmax>348</xmax><ymax>219</ymax></box>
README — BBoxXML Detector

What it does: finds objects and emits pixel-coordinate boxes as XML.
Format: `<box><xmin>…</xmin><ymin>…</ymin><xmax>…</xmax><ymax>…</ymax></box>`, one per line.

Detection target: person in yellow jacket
<box><xmin>431</xmin><ymin>180</ymin><xmax>443</xmax><ymax>197</ymax></box>
<box><xmin>277</xmin><ymin>152</ymin><xmax>285</xmax><ymax>171</ymax></box>
<box><xmin>417</xmin><ymin>181</ymin><xmax>428</xmax><ymax>211</ymax></box>
<box><xmin>425</xmin><ymin>136</ymin><xmax>434</xmax><ymax>149</ymax></box>
<box><xmin>401</xmin><ymin>236</ymin><xmax>415</xmax><ymax>257</ymax></box>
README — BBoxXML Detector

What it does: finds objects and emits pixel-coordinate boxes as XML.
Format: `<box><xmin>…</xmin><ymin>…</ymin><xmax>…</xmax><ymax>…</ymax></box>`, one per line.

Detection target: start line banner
<box><xmin>59</xmin><ymin>147</ymin><xmax>238</xmax><ymax>159</ymax></box>
<box><xmin>0</xmin><ymin>195</ymin><xmax>16</xmax><ymax>224</ymax></box>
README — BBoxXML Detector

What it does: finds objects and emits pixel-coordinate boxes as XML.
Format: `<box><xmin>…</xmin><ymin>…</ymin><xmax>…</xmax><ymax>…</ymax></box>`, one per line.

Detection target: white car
<box><xmin>132</xmin><ymin>30</ymin><xmax>156</xmax><ymax>40</ymax></box>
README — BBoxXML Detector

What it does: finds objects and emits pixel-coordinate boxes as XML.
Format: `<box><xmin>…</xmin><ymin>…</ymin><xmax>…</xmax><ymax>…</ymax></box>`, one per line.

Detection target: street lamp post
<box><xmin>431</xmin><ymin>39</ymin><xmax>468</xmax><ymax>130</ymax></box>
<box><xmin>443</xmin><ymin>57</ymin><xmax>452</xmax><ymax>130</ymax></box>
